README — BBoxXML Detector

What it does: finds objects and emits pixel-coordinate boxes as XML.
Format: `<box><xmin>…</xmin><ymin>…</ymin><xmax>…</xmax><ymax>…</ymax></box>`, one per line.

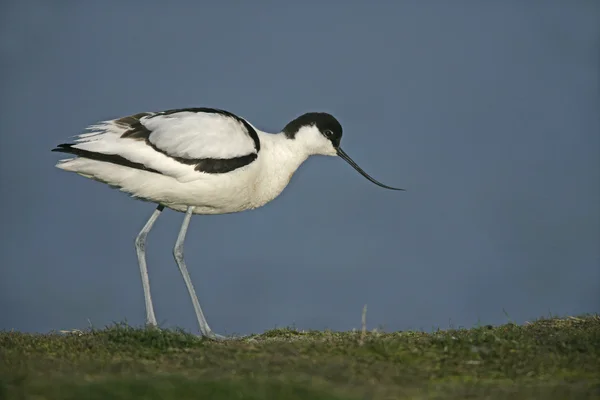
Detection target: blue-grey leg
<box><xmin>174</xmin><ymin>206</ymin><xmax>226</xmax><ymax>340</ymax></box>
<box><xmin>135</xmin><ymin>204</ymin><xmax>164</xmax><ymax>327</ymax></box>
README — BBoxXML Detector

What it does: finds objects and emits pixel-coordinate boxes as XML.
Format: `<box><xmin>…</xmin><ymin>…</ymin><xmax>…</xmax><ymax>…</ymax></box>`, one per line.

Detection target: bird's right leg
<box><xmin>173</xmin><ymin>206</ymin><xmax>226</xmax><ymax>340</ymax></box>
<box><xmin>135</xmin><ymin>204</ymin><xmax>164</xmax><ymax>327</ymax></box>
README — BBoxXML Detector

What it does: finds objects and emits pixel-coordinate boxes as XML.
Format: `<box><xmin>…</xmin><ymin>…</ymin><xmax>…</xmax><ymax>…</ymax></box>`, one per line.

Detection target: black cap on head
<box><xmin>282</xmin><ymin>112</ymin><xmax>343</xmax><ymax>148</ymax></box>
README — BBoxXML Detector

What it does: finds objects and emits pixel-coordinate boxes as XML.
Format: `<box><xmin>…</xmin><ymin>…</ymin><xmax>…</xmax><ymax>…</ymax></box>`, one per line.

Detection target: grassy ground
<box><xmin>1</xmin><ymin>315</ymin><xmax>599</xmax><ymax>400</ymax></box>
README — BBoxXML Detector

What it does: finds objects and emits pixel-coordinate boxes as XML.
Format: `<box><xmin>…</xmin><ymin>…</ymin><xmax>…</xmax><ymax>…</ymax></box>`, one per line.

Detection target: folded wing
<box><xmin>53</xmin><ymin>108</ymin><xmax>261</xmax><ymax>182</ymax></box>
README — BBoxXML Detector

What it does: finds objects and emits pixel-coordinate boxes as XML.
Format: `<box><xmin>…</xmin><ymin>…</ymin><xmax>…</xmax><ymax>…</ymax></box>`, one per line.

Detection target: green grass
<box><xmin>1</xmin><ymin>315</ymin><xmax>599</xmax><ymax>399</ymax></box>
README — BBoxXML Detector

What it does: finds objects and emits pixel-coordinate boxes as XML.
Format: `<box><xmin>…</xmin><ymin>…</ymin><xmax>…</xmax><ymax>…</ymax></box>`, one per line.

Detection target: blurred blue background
<box><xmin>1</xmin><ymin>1</ymin><xmax>598</xmax><ymax>335</ymax></box>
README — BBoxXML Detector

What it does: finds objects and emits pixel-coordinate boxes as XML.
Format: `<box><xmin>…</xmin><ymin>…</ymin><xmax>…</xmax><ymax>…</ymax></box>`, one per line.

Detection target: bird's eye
<box><xmin>324</xmin><ymin>129</ymin><xmax>334</xmax><ymax>137</ymax></box>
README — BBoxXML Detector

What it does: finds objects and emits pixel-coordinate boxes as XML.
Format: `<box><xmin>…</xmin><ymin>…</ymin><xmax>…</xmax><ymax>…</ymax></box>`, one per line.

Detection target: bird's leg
<box><xmin>135</xmin><ymin>204</ymin><xmax>164</xmax><ymax>327</ymax></box>
<box><xmin>173</xmin><ymin>206</ymin><xmax>226</xmax><ymax>340</ymax></box>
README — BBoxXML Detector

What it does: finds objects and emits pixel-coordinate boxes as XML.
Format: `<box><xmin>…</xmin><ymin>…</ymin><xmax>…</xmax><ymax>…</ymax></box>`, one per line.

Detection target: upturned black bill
<box><xmin>337</xmin><ymin>148</ymin><xmax>405</xmax><ymax>191</ymax></box>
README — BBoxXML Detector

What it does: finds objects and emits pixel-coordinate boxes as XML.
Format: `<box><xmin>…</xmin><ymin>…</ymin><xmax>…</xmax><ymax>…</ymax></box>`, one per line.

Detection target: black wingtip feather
<box><xmin>52</xmin><ymin>143</ymin><xmax>73</xmax><ymax>152</ymax></box>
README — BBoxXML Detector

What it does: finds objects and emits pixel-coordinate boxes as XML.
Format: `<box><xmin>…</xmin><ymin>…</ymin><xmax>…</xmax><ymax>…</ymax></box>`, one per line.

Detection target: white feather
<box><xmin>142</xmin><ymin>112</ymin><xmax>256</xmax><ymax>160</ymax></box>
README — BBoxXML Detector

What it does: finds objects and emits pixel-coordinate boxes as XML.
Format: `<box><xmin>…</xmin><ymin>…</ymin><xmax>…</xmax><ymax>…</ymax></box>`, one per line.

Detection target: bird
<box><xmin>52</xmin><ymin>107</ymin><xmax>404</xmax><ymax>340</ymax></box>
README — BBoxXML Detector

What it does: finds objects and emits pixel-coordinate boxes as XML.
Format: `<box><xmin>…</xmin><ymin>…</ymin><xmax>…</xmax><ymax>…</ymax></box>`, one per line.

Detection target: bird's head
<box><xmin>282</xmin><ymin>112</ymin><xmax>404</xmax><ymax>191</ymax></box>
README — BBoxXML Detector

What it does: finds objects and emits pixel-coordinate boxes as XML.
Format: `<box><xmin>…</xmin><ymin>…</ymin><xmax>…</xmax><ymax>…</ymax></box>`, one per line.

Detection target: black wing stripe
<box><xmin>143</xmin><ymin>139</ymin><xmax>258</xmax><ymax>174</ymax></box>
<box><xmin>51</xmin><ymin>144</ymin><xmax>162</xmax><ymax>175</ymax></box>
<box><xmin>52</xmin><ymin>143</ymin><xmax>258</xmax><ymax>175</ymax></box>
<box><xmin>195</xmin><ymin>154</ymin><xmax>258</xmax><ymax>173</ymax></box>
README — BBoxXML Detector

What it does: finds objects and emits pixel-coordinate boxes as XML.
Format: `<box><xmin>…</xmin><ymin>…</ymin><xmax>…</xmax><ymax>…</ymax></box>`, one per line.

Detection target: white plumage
<box><xmin>53</xmin><ymin>107</ymin><xmax>403</xmax><ymax>339</ymax></box>
<box><xmin>144</xmin><ymin>111</ymin><xmax>257</xmax><ymax>160</ymax></box>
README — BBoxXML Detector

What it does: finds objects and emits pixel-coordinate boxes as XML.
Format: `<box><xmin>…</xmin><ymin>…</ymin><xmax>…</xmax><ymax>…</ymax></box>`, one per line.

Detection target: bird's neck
<box><xmin>252</xmin><ymin>132</ymin><xmax>311</xmax><ymax>207</ymax></box>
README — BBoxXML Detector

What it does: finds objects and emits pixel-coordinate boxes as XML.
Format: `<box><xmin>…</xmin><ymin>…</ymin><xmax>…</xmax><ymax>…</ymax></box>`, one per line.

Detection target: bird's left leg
<box><xmin>135</xmin><ymin>204</ymin><xmax>164</xmax><ymax>327</ymax></box>
<box><xmin>173</xmin><ymin>206</ymin><xmax>226</xmax><ymax>340</ymax></box>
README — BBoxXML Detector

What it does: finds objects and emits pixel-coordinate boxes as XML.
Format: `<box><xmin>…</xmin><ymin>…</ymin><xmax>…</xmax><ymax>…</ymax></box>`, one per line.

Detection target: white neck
<box><xmin>251</xmin><ymin>131</ymin><xmax>312</xmax><ymax>207</ymax></box>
